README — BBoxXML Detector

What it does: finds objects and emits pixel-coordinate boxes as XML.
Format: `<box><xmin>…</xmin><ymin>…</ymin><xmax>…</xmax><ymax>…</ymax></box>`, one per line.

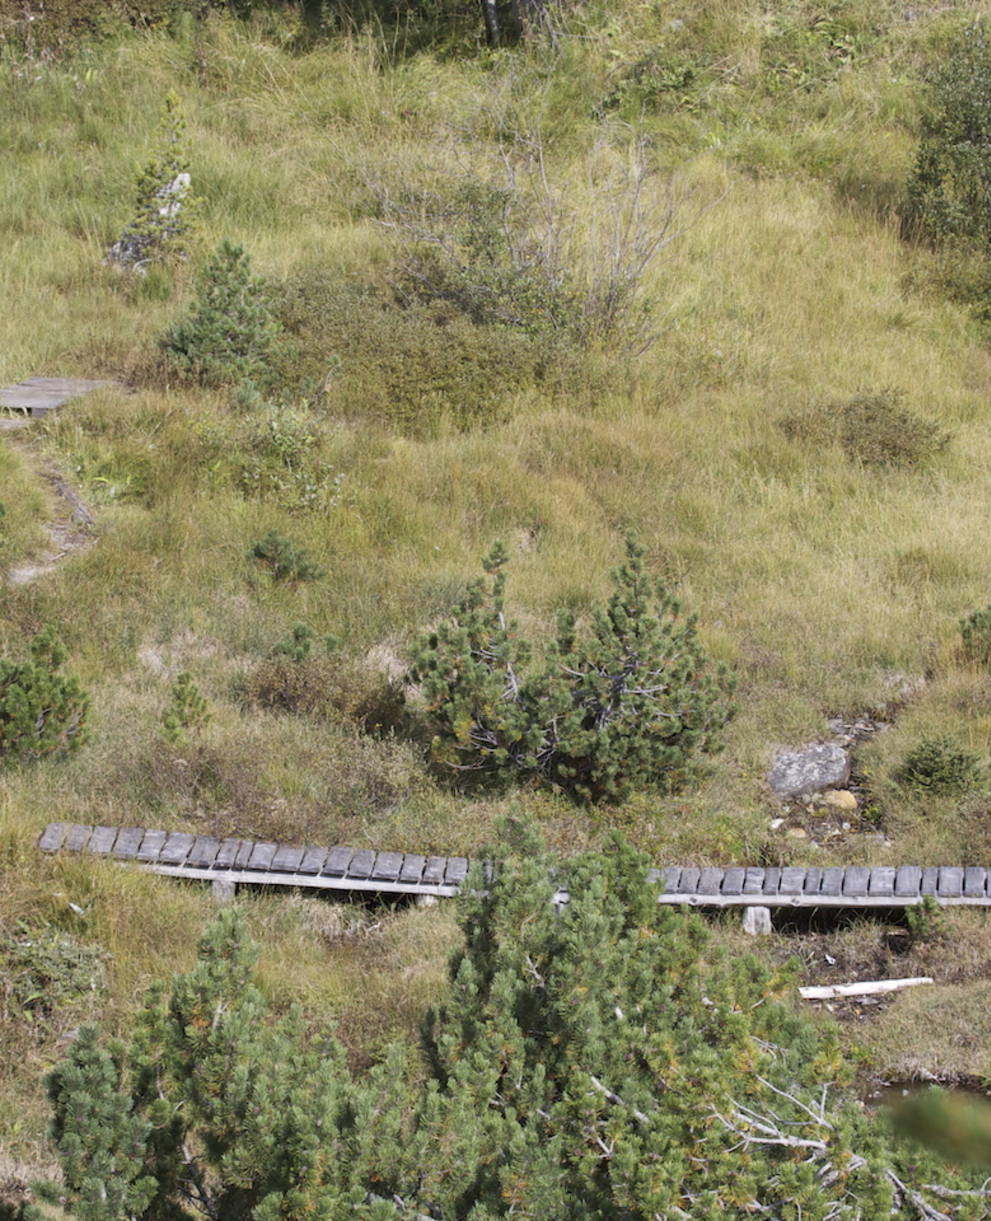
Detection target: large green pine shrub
<box><xmin>411</xmin><ymin>534</ymin><xmax>733</xmax><ymax>802</ymax></box>
<box><xmin>0</xmin><ymin>628</ymin><xmax>87</xmax><ymax>762</ymax></box>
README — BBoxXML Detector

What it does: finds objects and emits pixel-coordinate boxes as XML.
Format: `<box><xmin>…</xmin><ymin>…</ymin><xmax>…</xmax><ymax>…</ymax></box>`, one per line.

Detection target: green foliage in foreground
<box><xmin>160</xmin><ymin>240</ymin><xmax>282</xmax><ymax>388</ymax></box>
<box><xmin>894</xmin><ymin>735</ymin><xmax>984</xmax><ymax>794</ymax></box>
<box><xmin>47</xmin><ymin>825</ymin><xmax>985</xmax><ymax>1218</ymax></box>
<box><xmin>411</xmin><ymin>534</ymin><xmax>734</xmax><ymax>802</ymax></box>
<box><xmin>0</xmin><ymin>628</ymin><xmax>87</xmax><ymax>762</ymax></box>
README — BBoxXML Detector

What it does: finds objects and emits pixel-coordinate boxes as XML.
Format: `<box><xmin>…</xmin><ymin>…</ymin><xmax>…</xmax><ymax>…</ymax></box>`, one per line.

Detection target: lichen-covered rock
<box><xmin>767</xmin><ymin>742</ymin><xmax>850</xmax><ymax>799</ymax></box>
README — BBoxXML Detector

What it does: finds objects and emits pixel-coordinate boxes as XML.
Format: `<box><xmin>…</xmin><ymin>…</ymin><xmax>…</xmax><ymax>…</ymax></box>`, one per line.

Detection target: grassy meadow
<box><xmin>5</xmin><ymin>0</ymin><xmax>991</xmax><ymax>1188</ymax></box>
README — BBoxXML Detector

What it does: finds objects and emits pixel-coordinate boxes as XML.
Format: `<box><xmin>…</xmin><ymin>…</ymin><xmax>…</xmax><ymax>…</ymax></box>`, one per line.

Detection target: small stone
<box><xmin>822</xmin><ymin>789</ymin><xmax>858</xmax><ymax>813</ymax></box>
<box><xmin>742</xmin><ymin>905</ymin><xmax>773</xmax><ymax>935</ymax></box>
<box><xmin>786</xmin><ymin>826</ymin><xmax>808</xmax><ymax>839</ymax></box>
<box><xmin>769</xmin><ymin>817</ymin><xmax>785</xmax><ymax>830</ymax></box>
<box><xmin>768</xmin><ymin>742</ymin><xmax>851</xmax><ymax>799</ymax></box>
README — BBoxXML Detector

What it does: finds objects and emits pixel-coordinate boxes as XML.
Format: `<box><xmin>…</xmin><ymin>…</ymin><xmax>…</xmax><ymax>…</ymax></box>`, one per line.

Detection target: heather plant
<box><xmin>779</xmin><ymin>389</ymin><xmax>950</xmax><ymax>469</ymax></box>
<box><xmin>960</xmin><ymin>604</ymin><xmax>991</xmax><ymax>667</ymax></box>
<box><xmin>894</xmin><ymin>735</ymin><xmax>983</xmax><ymax>795</ymax></box>
<box><xmin>411</xmin><ymin>534</ymin><xmax>734</xmax><ymax>802</ymax></box>
<box><xmin>0</xmin><ymin>627</ymin><xmax>88</xmax><ymax>762</ymax></box>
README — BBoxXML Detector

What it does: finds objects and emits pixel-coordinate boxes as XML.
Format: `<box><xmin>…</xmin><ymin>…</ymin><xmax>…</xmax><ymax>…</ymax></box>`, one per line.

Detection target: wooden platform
<box><xmin>0</xmin><ymin>377</ymin><xmax>119</xmax><ymax>418</ymax></box>
<box><xmin>37</xmin><ymin>823</ymin><xmax>991</xmax><ymax>909</ymax></box>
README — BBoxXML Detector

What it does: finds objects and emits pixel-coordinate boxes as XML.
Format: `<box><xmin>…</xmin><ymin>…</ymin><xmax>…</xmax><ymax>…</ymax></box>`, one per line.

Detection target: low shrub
<box><xmin>250</xmin><ymin>530</ymin><xmax>323</xmax><ymax>582</ymax></box>
<box><xmin>960</xmin><ymin>605</ymin><xmax>991</xmax><ymax>667</ymax></box>
<box><xmin>242</xmin><ymin>652</ymin><xmax>406</xmax><ymax>735</ymax></box>
<box><xmin>0</xmin><ymin>628</ymin><xmax>88</xmax><ymax>763</ymax></box>
<box><xmin>779</xmin><ymin>389</ymin><xmax>950</xmax><ymax>469</ymax></box>
<box><xmin>161</xmin><ymin>671</ymin><xmax>211</xmax><ymax>745</ymax></box>
<box><xmin>894</xmin><ymin>735</ymin><xmax>983</xmax><ymax>794</ymax></box>
<box><xmin>0</xmin><ymin>923</ymin><xmax>107</xmax><ymax>1036</ymax></box>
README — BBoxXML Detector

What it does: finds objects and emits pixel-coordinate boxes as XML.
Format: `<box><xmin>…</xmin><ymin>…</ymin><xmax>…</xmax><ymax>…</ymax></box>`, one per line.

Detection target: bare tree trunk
<box><xmin>481</xmin><ymin>0</ymin><xmax>501</xmax><ymax>46</ymax></box>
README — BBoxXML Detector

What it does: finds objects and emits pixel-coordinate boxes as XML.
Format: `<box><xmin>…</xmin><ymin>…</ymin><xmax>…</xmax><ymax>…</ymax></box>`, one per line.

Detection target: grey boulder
<box><xmin>767</xmin><ymin>742</ymin><xmax>850</xmax><ymax>800</ymax></box>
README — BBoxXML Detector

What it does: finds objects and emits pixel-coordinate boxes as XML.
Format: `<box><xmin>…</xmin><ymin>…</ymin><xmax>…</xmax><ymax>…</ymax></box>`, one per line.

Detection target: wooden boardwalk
<box><xmin>0</xmin><ymin>377</ymin><xmax>119</xmax><ymax>419</ymax></box>
<box><xmin>37</xmin><ymin>822</ymin><xmax>991</xmax><ymax>909</ymax></box>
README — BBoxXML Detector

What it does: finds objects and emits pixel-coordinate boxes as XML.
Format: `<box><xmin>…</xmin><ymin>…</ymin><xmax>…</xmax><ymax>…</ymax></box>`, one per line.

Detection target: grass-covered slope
<box><xmin>4</xmin><ymin>0</ymin><xmax>991</xmax><ymax>1187</ymax></box>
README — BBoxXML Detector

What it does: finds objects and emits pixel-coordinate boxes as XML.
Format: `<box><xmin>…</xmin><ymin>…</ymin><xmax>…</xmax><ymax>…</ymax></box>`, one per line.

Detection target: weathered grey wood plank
<box><xmin>762</xmin><ymin>867</ymin><xmax>781</xmax><ymax>896</ymax></box>
<box><xmin>298</xmin><ymin>846</ymin><xmax>328</xmax><ymax>875</ymax></box>
<box><xmin>803</xmin><ymin>867</ymin><xmax>823</xmax><ymax>896</ymax></box>
<box><xmin>347</xmin><ymin>849</ymin><xmax>376</xmax><ymax>879</ymax></box>
<box><xmin>187</xmin><ymin>837</ymin><xmax>221</xmax><ymax>869</ymax></box>
<box><xmin>65</xmin><ymin>824</ymin><xmax>94</xmax><ymax>852</ymax></box>
<box><xmin>444</xmin><ymin>857</ymin><xmax>469</xmax><ymax>886</ymax></box>
<box><xmin>743</xmin><ymin>867</ymin><xmax>765</xmax><ymax>895</ymax></box>
<box><xmin>820</xmin><ymin>867</ymin><xmax>843</xmax><ymax>897</ymax></box>
<box><xmin>38</xmin><ymin>823</ymin><xmax>71</xmax><ymax>853</ymax></box>
<box><xmin>698</xmin><ymin>867</ymin><xmax>723</xmax><ymax>895</ymax></box>
<box><xmin>87</xmin><ymin>826</ymin><xmax>118</xmax><ymax>855</ymax></box>
<box><xmin>0</xmin><ymin>377</ymin><xmax>118</xmax><ymax>417</ymax></box>
<box><xmin>780</xmin><ymin>867</ymin><xmax>805</xmax><ymax>896</ymax></box>
<box><xmin>661</xmin><ymin>867</ymin><xmax>682</xmax><ymax>893</ymax></box>
<box><xmin>868</xmin><ymin>867</ymin><xmax>896</xmax><ymax>897</ymax></box>
<box><xmin>964</xmin><ymin>867</ymin><xmax>987</xmax><ymax>898</ymax></box>
<box><xmin>113</xmin><ymin>827</ymin><xmax>144</xmax><ymax>860</ymax></box>
<box><xmin>399</xmin><ymin>854</ymin><xmax>426</xmax><ymax>884</ymax></box>
<box><xmin>721</xmin><ymin>867</ymin><xmax>745</xmax><ymax>896</ymax></box>
<box><xmin>323</xmin><ymin>847</ymin><xmax>353</xmax><ymax>876</ymax></box>
<box><xmin>921</xmin><ymin>866</ymin><xmax>939</xmax><ymax>897</ymax></box>
<box><xmin>938</xmin><ymin>866</ymin><xmax>963</xmax><ymax>898</ymax></box>
<box><xmin>372</xmin><ymin>852</ymin><xmax>403</xmax><ymax>882</ymax></box>
<box><xmin>422</xmin><ymin>857</ymin><xmax>447</xmax><ymax>886</ymax></box>
<box><xmin>137</xmin><ymin>829</ymin><xmax>166</xmax><ymax>862</ymax></box>
<box><xmin>271</xmin><ymin>845</ymin><xmax>305</xmax><ymax>873</ymax></box>
<box><xmin>679</xmin><ymin>867</ymin><xmax>701</xmax><ymax>894</ymax></box>
<box><xmin>247</xmin><ymin>842</ymin><xmax>277</xmax><ymax>871</ymax></box>
<box><xmin>843</xmin><ymin>867</ymin><xmax>870</xmax><ymax>898</ymax></box>
<box><xmin>234</xmin><ymin>840</ymin><xmax>255</xmax><ymax>869</ymax></box>
<box><xmin>160</xmin><ymin>832</ymin><xmax>195</xmax><ymax>866</ymax></box>
<box><xmin>895</xmin><ymin>866</ymin><xmax>922</xmax><ymax>897</ymax></box>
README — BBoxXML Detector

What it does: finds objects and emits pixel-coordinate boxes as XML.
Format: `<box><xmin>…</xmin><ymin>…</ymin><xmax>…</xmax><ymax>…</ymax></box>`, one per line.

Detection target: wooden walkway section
<box><xmin>0</xmin><ymin>377</ymin><xmax>119</xmax><ymax>419</ymax></box>
<box><xmin>37</xmin><ymin>823</ymin><xmax>991</xmax><ymax>910</ymax></box>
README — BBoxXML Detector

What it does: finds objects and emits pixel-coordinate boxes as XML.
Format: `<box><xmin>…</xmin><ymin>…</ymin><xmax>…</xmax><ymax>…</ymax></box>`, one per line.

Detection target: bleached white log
<box><xmin>798</xmin><ymin>977</ymin><xmax>933</xmax><ymax>1001</ymax></box>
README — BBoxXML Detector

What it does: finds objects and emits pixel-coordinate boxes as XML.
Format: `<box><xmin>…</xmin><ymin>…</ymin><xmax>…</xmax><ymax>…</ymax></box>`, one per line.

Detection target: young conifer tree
<box><xmin>0</xmin><ymin>627</ymin><xmax>87</xmax><ymax>761</ymax></box>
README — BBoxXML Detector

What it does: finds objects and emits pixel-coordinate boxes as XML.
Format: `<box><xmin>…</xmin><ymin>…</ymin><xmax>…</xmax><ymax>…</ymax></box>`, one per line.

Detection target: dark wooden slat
<box><xmin>921</xmin><ymin>867</ymin><xmax>939</xmax><ymax>897</ymax></box>
<box><xmin>422</xmin><ymin>857</ymin><xmax>447</xmax><ymax>886</ymax></box>
<box><xmin>87</xmin><ymin>826</ymin><xmax>118</xmax><ymax>855</ymax></box>
<box><xmin>843</xmin><ymin>866</ymin><xmax>870</xmax><ymax>898</ymax></box>
<box><xmin>895</xmin><ymin>866</ymin><xmax>922</xmax><ymax>897</ymax></box>
<box><xmin>698</xmin><ymin>867</ymin><xmax>723</xmax><ymax>895</ymax></box>
<box><xmin>113</xmin><ymin>827</ymin><xmax>144</xmax><ymax>860</ymax></box>
<box><xmin>762</xmin><ymin>867</ymin><xmax>781</xmax><ymax>896</ymax></box>
<box><xmin>347</xmin><ymin>849</ymin><xmax>375</xmax><ymax>879</ymax></box>
<box><xmin>964</xmin><ymin>867</ymin><xmax>987</xmax><ymax>898</ymax></box>
<box><xmin>322</xmin><ymin>847</ymin><xmax>353</xmax><ymax>876</ymax></box>
<box><xmin>399</xmin><ymin>854</ymin><xmax>426</xmax><ymax>885</ymax></box>
<box><xmin>271</xmin><ymin>845</ymin><xmax>305</xmax><ymax>873</ymax></box>
<box><xmin>137</xmin><ymin>829</ymin><xmax>166</xmax><ymax>862</ymax></box>
<box><xmin>868</xmin><ymin>866</ymin><xmax>896</xmax><ymax>898</ymax></box>
<box><xmin>298</xmin><ymin>846</ymin><xmax>328</xmax><ymax>875</ymax></box>
<box><xmin>235</xmin><ymin>840</ymin><xmax>255</xmax><ymax>869</ymax></box>
<box><xmin>444</xmin><ymin>857</ymin><xmax>469</xmax><ymax>886</ymax></box>
<box><xmin>661</xmin><ymin>866</ymin><xmax>682</xmax><ymax>893</ymax></box>
<box><xmin>743</xmin><ymin>867</ymin><xmax>765</xmax><ymax>895</ymax></box>
<box><xmin>38</xmin><ymin>823</ymin><xmax>71</xmax><ymax>853</ymax></box>
<box><xmin>160</xmin><ymin>832</ymin><xmax>195</xmax><ymax>866</ymax></box>
<box><xmin>372</xmin><ymin>852</ymin><xmax>403</xmax><ymax>882</ymax></box>
<box><xmin>802</xmin><ymin>867</ymin><xmax>823</xmax><ymax>896</ymax></box>
<box><xmin>779</xmin><ymin>867</ymin><xmax>805</xmax><ymax>896</ymax></box>
<box><xmin>938</xmin><ymin>866</ymin><xmax>963</xmax><ymax>898</ymax></box>
<box><xmin>187</xmin><ymin>837</ymin><xmax>221</xmax><ymax>869</ymax></box>
<box><xmin>679</xmin><ymin>867</ymin><xmax>701</xmax><ymax>894</ymax></box>
<box><xmin>820</xmin><ymin>867</ymin><xmax>844</xmax><ymax>897</ymax></box>
<box><xmin>721</xmin><ymin>867</ymin><xmax>745</xmax><ymax>896</ymax></box>
<box><xmin>65</xmin><ymin>825</ymin><xmax>94</xmax><ymax>852</ymax></box>
<box><xmin>247</xmin><ymin>842</ymin><xmax>277</xmax><ymax>872</ymax></box>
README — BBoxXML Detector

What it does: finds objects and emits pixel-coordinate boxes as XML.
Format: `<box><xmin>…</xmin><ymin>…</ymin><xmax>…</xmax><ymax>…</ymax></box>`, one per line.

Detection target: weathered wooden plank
<box><xmin>444</xmin><ymin>857</ymin><xmax>469</xmax><ymax>886</ymax></box>
<box><xmin>234</xmin><ymin>840</ymin><xmax>255</xmax><ymax>869</ymax></box>
<box><xmin>743</xmin><ymin>867</ymin><xmax>765</xmax><ymax>895</ymax></box>
<box><xmin>938</xmin><ymin>866</ymin><xmax>963</xmax><ymax>898</ymax></box>
<box><xmin>422</xmin><ymin>857</ymin><xmax>447</xmax><ymax>886</ymax></box>
<box><xmin>87</xmin><ymin>826</ymin><xmax>118</xmax><ymax>855</ymax></box>
<box><xmin>895</xmin><ymin>866</ymin><xmax>922</xmax><ymax>897</ymax></box>
<box><xmin>721</xmin><ymin>867</ymin><xmax>745</xmax><ymax>896</ymax></box>
<box><xmin>38</xmin><ymin>823</ymin><xmax>71</xmax><ymax>853</ymax></box>
<box><xmin>868</xmin><ymin>867</ymin><xmax>896</xmax><ymax>898</ymax></box>
<box><xmin>921</xmin><ymin>866</ymin><xmax>939</xmax><ymax>897</ymax></box>
<box><xmin>698</xmin><ymin>867</ymin><xmax>723</xmax><ymax>895</ymax></box>
<box><xmin>661</xmin><ymin>866</ymin><xmax>682</xmax><ymax>893</ymax></box>
<box><xmin>323</xmin><ymin>847</ymin><xmax>353</xmax><ymax>876</ymax></box>
<box><xmin>803</xmin><ymin>867</ymin><xmax>823</xmax><ymax>896</ymax></box>
<box><xmin>679</xmin><ymin>867</ymin><xmax>701</xmax><ymax>894</ymax></box>
<box><xmin>482</xmin><ymin>860</ymin><xmax>495</xmax><ymax>885</ymax></box>
<box><xmin>246</xmin><ymin>842</ymin><xmax>277</xmax><ymax>871</ymax></box>
<box><xmin>271</xmin><ymin>845</ymin><xmax>305</xmax><ymax>873</ymax></box>
<box><xmin>645</xmin><ymin>867</ymin><xmax>662</xmax><ymax>886</ymax></box>
<box><xmin>160</xmin><ymin>832</ymin><xmax>195</xmax><ymax>866</ymax></box>
<box><xmin>399</xmin><ymin>854</ymin><xmax>426</xmax><ymax>884</ymax></box>
<box><xmin>187</xmin><ymin>837</ymin><xmax>221</xmax><ymax>869</ymax></box>
<box><xmin>964</xmin><ymin>867</ymin><xmax>987</xmax><ymax>898</ymax></box>
<box><xmin>779</xmin><ymin>867</ymin><xmax>805</xmax><ymax>896</ymax></box>
<box><xmin>65</xmin><ymin>824</ymin><xmax>94</xmax><ymax>853</ymax></box>
<box><xmin>347</xmin><ymin>849</ymin><xmax>376</xmax><ymax>879</ymax></box>
<box><xmin>762</xmin><ymin>867</ymin><xmax>781</xmax><ymax>896</ymax></box>
<box><xmin>820</xmin><ymin>867</ymin><xmax>844</xmax><ymax>897</ymax></box>
<box><xmin>298</xmin><ymin>846</ymin><xmax>328</xmax><ymax>875</ymax></box>
<box><xmin>137</xmin><ymin>829</ymin><xmax>166</xmax><ymax>862</ymax></box>
<box><xmin>113</xmin><ymin>827</ymin><xmax>144</xmax><ymax>860</ymax></box>
<box><xmin>843</xmin><ymin>867</ymin><xmax>870</xmax><ymax>898</ymax></box>
<box><xmin>372</xmin><ymin>852</ymin><xmax>404</xmax><ymax>882</ymax></box>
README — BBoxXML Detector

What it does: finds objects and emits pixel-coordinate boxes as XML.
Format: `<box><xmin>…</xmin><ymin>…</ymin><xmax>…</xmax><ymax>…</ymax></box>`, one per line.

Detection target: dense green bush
<box><xmin>894</xmin><ymin>735</ymin><xmax>983</xmax><ymax>794</ymax></box>
<box><xmin>0</xmin><ymin>628</ymin><xmax>87</xmax><ymax>762</ymax></box>
<box><xmin>250</xmin><ymin>530</ymin><xmax>323</xmax><ymax>582</ymax></box>
<box><xmin>779</xmin><ymin>389</ymin><xmax>950</xmax><ymax>469</ymax></box>
<box><xmin>410</xmin><ymin>534</ymin><xmax>734</xmax><ymax>802</ymax></box>
<box><xmin>160</xmin><ymin>240</ymin><xmax>283</xmax><ymax>388</ymax></box>
<box><xmin>960</xmin><ymin>604</ymin><xmax>991</xmax><ymax>666</ymax></box>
